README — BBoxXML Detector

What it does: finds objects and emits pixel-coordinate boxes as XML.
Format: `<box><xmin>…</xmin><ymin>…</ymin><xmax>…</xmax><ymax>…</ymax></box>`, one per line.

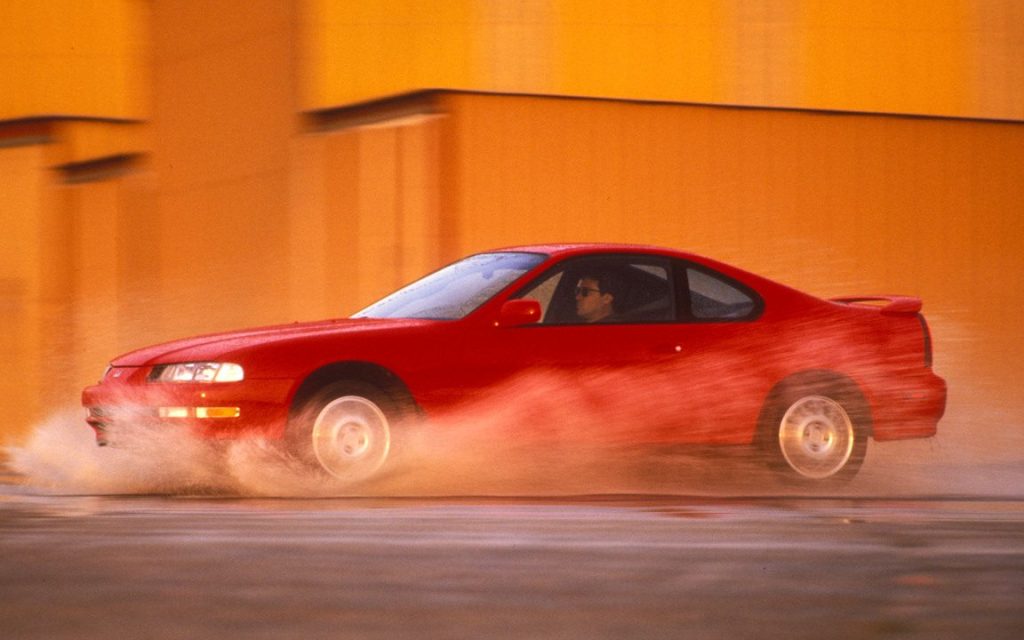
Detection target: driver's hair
<box><xmin>581</xmin><ymin>269</ymin><xmax>624</xmax><ymax>309</ymax></box>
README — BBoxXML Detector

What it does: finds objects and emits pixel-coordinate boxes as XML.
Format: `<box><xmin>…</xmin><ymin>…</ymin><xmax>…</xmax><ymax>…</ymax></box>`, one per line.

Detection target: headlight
<box><xmin>149</xmin><ymin>362</ymin><xmax>244</xmax><ymax>383</ymax></box>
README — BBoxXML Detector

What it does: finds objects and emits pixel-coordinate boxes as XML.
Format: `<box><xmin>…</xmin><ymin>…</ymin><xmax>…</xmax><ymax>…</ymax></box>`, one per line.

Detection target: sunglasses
<box><xmin>575</xmin><ymin>286</ymin><xmax>601</xmax><ymax>297</ymax></box>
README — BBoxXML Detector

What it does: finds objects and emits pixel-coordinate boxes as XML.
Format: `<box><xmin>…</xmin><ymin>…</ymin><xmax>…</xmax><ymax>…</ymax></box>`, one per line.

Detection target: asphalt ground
<box><xmin>3</xmin><ymin>407</ymin><xmax>1023</xmax><ymax>640</ymax></box>
<box><xmin>1</xmin><ymin>473</ymin><xmax>1022</xmax><ymax>640</ymax></box>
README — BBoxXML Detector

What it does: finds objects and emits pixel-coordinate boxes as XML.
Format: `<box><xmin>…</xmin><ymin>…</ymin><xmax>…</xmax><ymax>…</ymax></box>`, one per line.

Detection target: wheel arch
<box><xmin>756</xmin><ymin>369</ymin><xmax>874</xmax><ymax>445</ymax></box>
<box><xmin>288</xmin><ymin>361</ymin><xmax>420</xmax><ymax>419</ymax></box>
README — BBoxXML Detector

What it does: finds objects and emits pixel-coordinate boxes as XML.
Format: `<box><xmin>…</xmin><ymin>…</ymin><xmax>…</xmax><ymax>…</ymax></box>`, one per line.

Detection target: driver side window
<box><xmin>517</xmin><ymin>271</ymin><xmax>563</xmax><ymax>319</ymax></box>
<box><xmin>515</xmin><ymin>257</ymin><xmax>675</xmax><ymax>325</ymax></box>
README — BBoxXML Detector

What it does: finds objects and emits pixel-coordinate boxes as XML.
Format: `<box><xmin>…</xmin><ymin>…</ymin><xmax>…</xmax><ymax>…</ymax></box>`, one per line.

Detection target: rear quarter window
<box><xmin>686</xmin><ymin>267</ymin><xmax>759</xmax><ymax>320</ymax></box>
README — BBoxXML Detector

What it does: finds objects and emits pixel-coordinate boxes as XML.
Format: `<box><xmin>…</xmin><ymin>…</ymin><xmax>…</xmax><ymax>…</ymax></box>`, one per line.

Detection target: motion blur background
<box><xmin>1</xmin><ymin>1</ymin><xmax>1021</xmax><ymax>464</ymax></box>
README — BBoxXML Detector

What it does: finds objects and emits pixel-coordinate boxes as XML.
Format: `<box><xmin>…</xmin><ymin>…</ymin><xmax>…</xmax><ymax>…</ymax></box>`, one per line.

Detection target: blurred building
<box><xmin>0</xmin><ymin>1</ymin><xmax>1022</xmax><ymax>450</ymax></box>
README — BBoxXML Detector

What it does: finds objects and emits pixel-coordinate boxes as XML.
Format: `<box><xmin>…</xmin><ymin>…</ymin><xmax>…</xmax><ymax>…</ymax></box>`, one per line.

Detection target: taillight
<box><xmin>917</xmin><ymin>314</ymin><xmax>933</xmax><ymax>368</ymax></box>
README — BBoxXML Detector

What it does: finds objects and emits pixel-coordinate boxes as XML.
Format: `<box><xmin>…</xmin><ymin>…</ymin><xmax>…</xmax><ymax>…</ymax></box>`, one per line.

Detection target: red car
<box><xmin>82</xmin><ymin>244</ymin><xmax>946</xmax><ymax>483</ymax></box>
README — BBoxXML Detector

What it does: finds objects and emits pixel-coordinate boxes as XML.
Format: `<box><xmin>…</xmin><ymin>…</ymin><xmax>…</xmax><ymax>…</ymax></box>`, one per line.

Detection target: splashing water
<box><xmin>6</xmin><ymin>367</ymin><xmax>1022</xmax><ymax>498</ymax></box>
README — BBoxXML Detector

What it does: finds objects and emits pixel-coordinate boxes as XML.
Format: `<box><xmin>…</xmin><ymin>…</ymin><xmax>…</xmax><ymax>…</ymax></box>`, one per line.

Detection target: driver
<box><xmin>575</xmin><ymin>271</ymin><xmax>623</xmax><ymax>323</ymax></box>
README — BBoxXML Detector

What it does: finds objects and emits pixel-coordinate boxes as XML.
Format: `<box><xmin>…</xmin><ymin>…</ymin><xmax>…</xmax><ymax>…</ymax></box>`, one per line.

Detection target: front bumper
<box><xmin>82</xmin><ymin>366</ymin><xmax>294</xmax><ymax>445</ymax></box>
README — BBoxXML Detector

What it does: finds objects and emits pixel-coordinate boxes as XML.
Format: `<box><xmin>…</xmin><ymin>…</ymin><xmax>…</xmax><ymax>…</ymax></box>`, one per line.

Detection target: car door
<box><xmin>648</xmin><ymin>261</ymin><xmax>772</xmax><ymax>444</ymax></box>
<box><xmin>464</xmin><ymin>255</ymin><xmax>772</xmax><ymax>446</ymax></box>
<box><xmin>450</xmin><ymin>255</ymin><xmax>693</xmax><ymax>443</ymax></box>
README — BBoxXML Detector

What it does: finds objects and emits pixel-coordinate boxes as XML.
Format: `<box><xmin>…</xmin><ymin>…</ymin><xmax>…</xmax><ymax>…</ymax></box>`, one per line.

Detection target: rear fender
<box><xmin>756</xmin><ymin>369</ymin><xmax>873</xmax><ymax>447</ymax></box>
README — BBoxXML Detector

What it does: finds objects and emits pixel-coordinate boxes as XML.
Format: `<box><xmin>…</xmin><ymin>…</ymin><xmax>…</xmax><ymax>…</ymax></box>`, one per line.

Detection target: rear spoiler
<box><xmin>829</xmin><ymin>296</ymin><xmax>922</xmax><ymax>316</ymax></box>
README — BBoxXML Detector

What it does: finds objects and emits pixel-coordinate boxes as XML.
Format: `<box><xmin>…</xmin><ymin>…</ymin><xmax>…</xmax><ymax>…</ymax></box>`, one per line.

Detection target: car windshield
<box><xmin>353</xmin><ymin>252</ymin><xmax>547</xmax><ymax>320</ymax></box>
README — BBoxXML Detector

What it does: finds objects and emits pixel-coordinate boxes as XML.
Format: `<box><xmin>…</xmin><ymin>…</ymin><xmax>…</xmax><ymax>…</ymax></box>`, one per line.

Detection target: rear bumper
<box><xmin>869</xmin><ymin>371</ymin><xmax>947</xmax><ymax>441</ymax></box>
<box><xmin>82</xmin><ymin>370</ymin><xmax>294</xmax><ymax>445</ymax></box>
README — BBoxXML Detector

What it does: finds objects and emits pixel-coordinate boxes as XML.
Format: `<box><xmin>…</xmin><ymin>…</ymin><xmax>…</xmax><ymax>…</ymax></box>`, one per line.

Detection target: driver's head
<box><xmin>575</xmin><ymin>271</ymin><xmax>620</xmax><ymax>322</ymax></box>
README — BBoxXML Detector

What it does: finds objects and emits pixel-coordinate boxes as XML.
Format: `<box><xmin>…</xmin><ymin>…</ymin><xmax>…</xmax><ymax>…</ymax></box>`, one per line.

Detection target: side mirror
<box><xmin>497</xmin><ymin>298</ymin><xmax>542</xmax><ymax>327</ymax></box>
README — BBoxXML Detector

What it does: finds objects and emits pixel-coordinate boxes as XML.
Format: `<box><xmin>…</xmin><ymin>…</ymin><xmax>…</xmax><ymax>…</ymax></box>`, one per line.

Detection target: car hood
<box><xmin>109</xmin><ymin>318</ymin><xmax>434</xmax><ymax>367</ymax></box>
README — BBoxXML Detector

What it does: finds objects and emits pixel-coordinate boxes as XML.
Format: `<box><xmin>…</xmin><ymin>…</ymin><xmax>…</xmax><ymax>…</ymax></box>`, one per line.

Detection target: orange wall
<box><xmin>0</xmin><ymin>1</ymin><xmax>303</xmax><ymax>445</ymax></box>
<box><xmin>0</xmin><ymin>0</ymin><xmax>149</xmax><ymax>121</ymax></box>
<box><xmin>0</xmin><ymin>136</ymin><xmax>152</xmax><ymax>441</ymax></box>
<box><xmin>301</xmin><ymin>0</ymin><xmax>1024</xmax><ymax>121</ymax></box>
<box><xmin>7</xmin><ymin>0</ymin><xmax>1016</xmax><ymax>125</ymax></box>
<box><xmin>148</xmin><ymin>0</ymin><xmax>299</xmax><ymax>337</ymax></box>
<box><xmin>288</xmin><ymin>115</ymin><xmax>446</xmax><ymax>316</ymax></box>
<box><xmin>0</xmin><ymin>143</ymin><xmax>51</xmax><ymax>438</ymax></box>
<box><xmin>2</xmin><ymin>0</ymin><xmax>1023</xmax><ymax>453</ymax></box>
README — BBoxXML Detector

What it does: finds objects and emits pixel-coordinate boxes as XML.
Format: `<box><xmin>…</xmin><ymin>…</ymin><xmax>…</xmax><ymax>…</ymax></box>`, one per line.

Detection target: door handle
<box><xmin>652</xmin><ymin>344</ymin><xmax>683</xmax><ymax>355</ymax></box>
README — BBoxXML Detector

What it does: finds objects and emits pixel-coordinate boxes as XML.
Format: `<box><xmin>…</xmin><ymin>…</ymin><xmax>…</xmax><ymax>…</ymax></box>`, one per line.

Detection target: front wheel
<box><xmin>762</xmin><ymin>386</ymin><xmax>869</xmax><ymax>483</ymax></box>
<box><xmin>289</xmin><ymin>381</ymin><xmax>397</xmax><ymax>482</ymax></box>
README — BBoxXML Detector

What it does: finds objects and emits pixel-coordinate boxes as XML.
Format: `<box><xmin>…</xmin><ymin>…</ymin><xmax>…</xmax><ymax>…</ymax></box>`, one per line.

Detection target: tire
<box><xmin>288</xmin><ymin>380</ymin><xmax>399</xmax><ymax>482</ymax></box>
<box><xmin>761</xmin><ymin>382</ymin><xmax>869</xmax><ymax>483</ymax></box>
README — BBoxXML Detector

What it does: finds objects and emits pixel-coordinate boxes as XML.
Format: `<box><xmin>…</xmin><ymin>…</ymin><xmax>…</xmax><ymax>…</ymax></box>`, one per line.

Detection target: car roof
<box><xmin>488</xmin><ymin>242</ymin><xmax>690</xmax><ymax>259</ymax></box>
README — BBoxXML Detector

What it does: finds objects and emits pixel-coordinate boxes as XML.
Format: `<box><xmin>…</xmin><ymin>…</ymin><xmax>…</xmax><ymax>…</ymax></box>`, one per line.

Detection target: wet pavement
<box><xmin>1</xmin><ymin>476</ymin><xmax>1022</xmax><ymax>639</ymax></box>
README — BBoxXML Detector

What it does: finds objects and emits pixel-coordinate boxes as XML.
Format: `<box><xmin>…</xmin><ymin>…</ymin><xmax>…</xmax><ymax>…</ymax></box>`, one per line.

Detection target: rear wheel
<box><xmin>289</xmin><ymin>381</ymin><xmax>398</xmax><ymax>482</ymax></box>
<box><xmin>762</xmin><ymin>383</ymin><xmax>869</xmax><ymax>483</ymax></box>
